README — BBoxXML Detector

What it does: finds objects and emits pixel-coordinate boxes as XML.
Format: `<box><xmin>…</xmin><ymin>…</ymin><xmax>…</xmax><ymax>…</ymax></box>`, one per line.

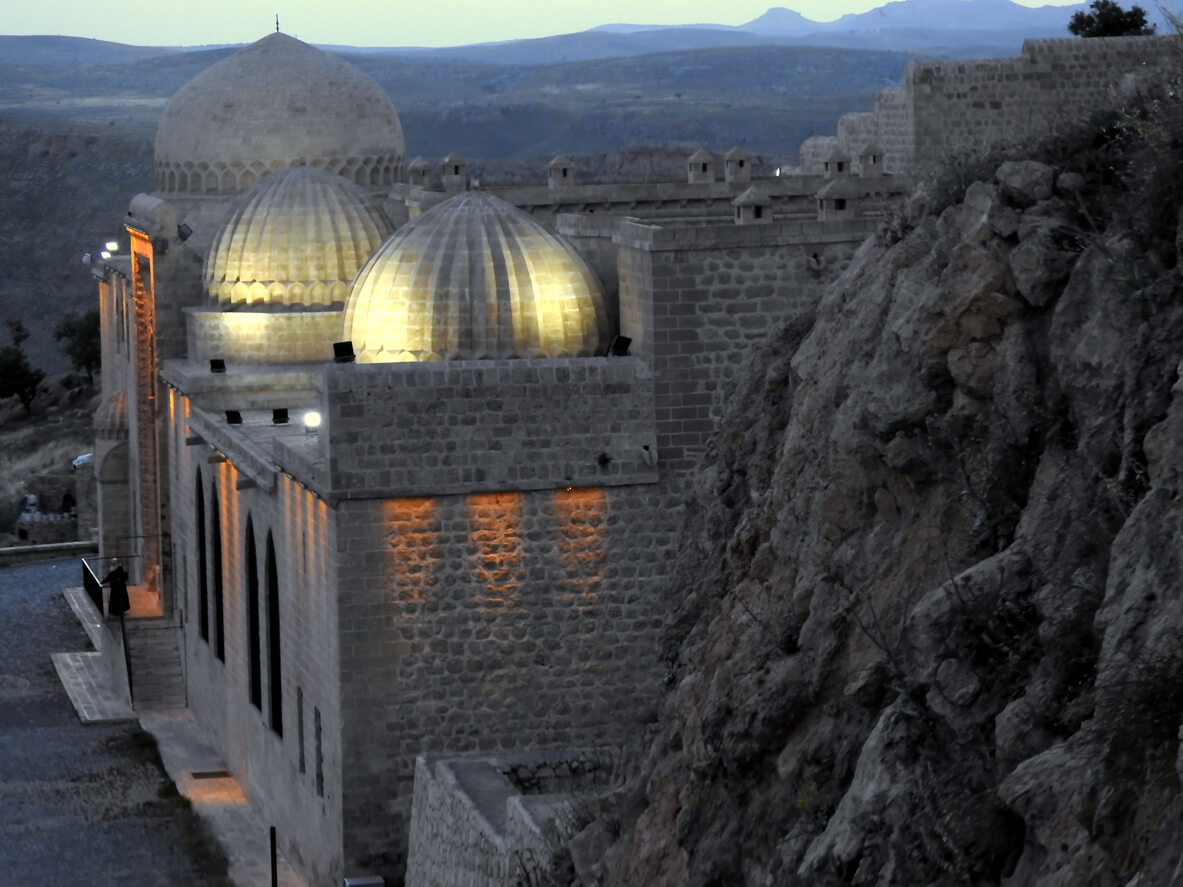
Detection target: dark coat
<box><xmin>103</xmin><ymin>565</ymin><xmax>130</xmax><ymax>616</ymax></box>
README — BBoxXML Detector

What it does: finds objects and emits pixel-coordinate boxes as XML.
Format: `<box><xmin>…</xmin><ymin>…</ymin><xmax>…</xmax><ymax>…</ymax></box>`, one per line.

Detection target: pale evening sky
<box><xmin>5</xmin><ymin>0</ymin><xmax>1084</xmax><ymax>49</ymax></box>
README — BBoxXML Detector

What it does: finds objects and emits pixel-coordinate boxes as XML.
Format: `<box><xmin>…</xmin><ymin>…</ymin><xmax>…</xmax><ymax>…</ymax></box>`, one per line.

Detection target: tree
<box><xmin>53</xmin><ymin>309</ymin><xmax>101</xmax><ymax>382</ymax></box>
<box><xmin>1068</xmin><ymin>0</ymin><xmax>1155</xmax><ymax>37</ymax></box>
<box><xmin>0</xmin><ymin>320</ymin><xmax>44</xmax><ymax>415</ymax></box>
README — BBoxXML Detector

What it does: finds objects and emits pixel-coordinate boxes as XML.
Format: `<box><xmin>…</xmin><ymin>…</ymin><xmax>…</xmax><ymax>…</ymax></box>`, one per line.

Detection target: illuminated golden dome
<box><xmin>344</xmin><ymin>192</ymin><xmax>608</xmax><ymax>361</ymax></box>
<box><xmin>154</xmin><ymin>33</ymin><xmax>405</xmax><ymax>194</ymax></box>
<box><xmin>204</xmin><ymin>165</ymin><xmax>394</xmax><ymax>307</ymax></box>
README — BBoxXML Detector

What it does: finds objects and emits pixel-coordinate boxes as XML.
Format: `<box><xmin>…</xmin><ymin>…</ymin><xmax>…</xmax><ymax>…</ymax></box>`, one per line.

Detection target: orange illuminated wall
<box><xmin>467</xmin><ymin>493</ymin><xmax>524</xmax><ymax>608</ymax></box>
<box><xmin>127</xmin><ymin>226</ymin><xmax>162</xmax><ymax>589</ymax></box>
<box><xmin>383</xmin><ymin>497</ymin><xmax>441</xmax><ymax>605</ymax></box>
<box><xmin>554</xmin><ymin>487</ymin><xmax>606</xmax><ymax>603</ymax></box>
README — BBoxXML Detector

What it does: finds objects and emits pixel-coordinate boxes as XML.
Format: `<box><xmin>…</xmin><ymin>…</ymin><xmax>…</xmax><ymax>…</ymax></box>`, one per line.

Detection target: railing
<box><xmin>81</xmin><ymin>557</ymin><xmax>103</xmax><ymax>614</ymax></box>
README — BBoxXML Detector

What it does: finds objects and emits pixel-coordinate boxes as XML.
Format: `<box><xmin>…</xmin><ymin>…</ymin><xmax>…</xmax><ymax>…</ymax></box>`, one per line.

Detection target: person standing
<box><xmin>102</xmin><ymin>560</ymin><xmax>130</xmax><ymax>618</ymax></box>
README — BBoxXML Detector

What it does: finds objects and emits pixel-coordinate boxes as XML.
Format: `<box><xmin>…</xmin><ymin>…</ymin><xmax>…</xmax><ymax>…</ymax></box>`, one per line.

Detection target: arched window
<box><xmin>211</xmin><ymin>481</ymin><xmax>225</xmax><ymax>661</ymax></box>
<box><xmin>196</xmin><ymin>469</ymin><xmax>209</xmax><ymax>643</ymax></box>
<box><xmin>246</xmin><ymin>516</ymin><xmax>262</xmax><ymax>710</ymax></box>
<box><xmin>266</xmin><ymin>533</ymin><xmax>283</xmax><ymax>736</ymax></box>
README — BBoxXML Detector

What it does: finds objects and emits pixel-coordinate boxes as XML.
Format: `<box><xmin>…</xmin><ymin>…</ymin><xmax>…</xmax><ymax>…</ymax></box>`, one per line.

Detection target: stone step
<box><xmin>123</xmin><ymin>622</ymin><xmax>186</xmax><ymax>710</ymax></box>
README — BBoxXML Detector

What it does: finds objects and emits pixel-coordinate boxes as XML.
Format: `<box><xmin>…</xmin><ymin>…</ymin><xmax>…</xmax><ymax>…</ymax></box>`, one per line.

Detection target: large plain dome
<box><xmin>344</xmin><ymin>192</ymin><xmax>609</xmax><ymax>361</ymax></box>
<box><xmin>154</xmin><ymin>33</ymin><xmax>405</xmax><ymax>195</ymax></box>
<box><xmin>204</xmin><ymin>165</ymin><xmax>394</xmax><ymax>308</ymax></box>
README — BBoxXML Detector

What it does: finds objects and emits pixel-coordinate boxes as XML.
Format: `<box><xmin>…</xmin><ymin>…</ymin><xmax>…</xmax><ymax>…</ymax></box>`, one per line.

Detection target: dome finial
<box><xmin>275</xmin><ymin>13</ymin><xmax>280</xmax><ymax>33</ymax></box>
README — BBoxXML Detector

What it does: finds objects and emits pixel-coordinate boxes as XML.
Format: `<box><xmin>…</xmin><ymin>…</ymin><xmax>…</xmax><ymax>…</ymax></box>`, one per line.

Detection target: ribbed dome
<box><xmin>344</xmin><ymin>192</ymin><xmax>608</xmax><ymax>361</ymax></box>
<box><xmin>154</xmin><ymin>33</ymin><xmax>405</xmax><ymax>195</ymax></box>
<box><xmin>204</xmin><ymin>165</ymin><xmax>394</xmax><ymax>307</ymax></box>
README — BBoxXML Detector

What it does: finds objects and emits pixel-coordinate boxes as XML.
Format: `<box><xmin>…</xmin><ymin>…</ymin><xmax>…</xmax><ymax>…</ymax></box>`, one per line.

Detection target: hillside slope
<box><xmin>588</xmin><ymin>127</ymin><xmax>1183</xmax><ymax>884</ymax></box>
<box><xmin>0</xmin><ymin>121</ymin><xmax>152</xmax><ymax>373</ymax></box>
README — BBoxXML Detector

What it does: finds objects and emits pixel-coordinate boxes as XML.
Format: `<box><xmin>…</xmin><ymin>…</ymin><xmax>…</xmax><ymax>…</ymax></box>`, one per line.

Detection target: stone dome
<box><xmin>154</xmin><ymin>33</ymin><xmax>405</xmax><ymax>195</ymax></box>
<box><xmin>204</xmin><ymin>165</ymin><xmax>394</xmax><ymax>307</ymax></box>
<box><xmin>344</xmin><ymin>192</ymin><xmax>608</xmax><ymax>361</ymax></box>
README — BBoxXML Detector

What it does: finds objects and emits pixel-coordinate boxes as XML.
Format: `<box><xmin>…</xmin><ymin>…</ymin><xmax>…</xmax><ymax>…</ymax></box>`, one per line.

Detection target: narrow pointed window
<box><xmin>195</xmin><ymin>469</ymin><xmax>208</xmax><ymax>642</ymax></box>
<box><xmin>267</xmin><ymin>533</ymin><xmax>283</xmax><ymax>736</ymax></box>
<box><xmin>246</xmin><ymin>517</ymin><xmax>261</xmax><ymax>709</ymax></box>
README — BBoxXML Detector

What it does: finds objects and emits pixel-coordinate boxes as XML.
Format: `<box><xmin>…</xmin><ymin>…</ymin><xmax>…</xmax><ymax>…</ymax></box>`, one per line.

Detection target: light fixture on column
<box><xmin>303</xmin><ymin>411</ymin><xmax>322</xmax><ymax>434</ymax></box>
<box><xmin>332</xmin><ymin>341</ymin><xmax>355</xmax><ymax>363</ymax></box>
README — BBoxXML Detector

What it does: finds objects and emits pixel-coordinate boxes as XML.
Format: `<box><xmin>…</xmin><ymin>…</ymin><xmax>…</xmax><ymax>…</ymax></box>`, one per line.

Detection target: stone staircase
<box><xmin>124</xmin><ymin>619</ymin><xmax>186</xmax><ymax>710</ymax></box>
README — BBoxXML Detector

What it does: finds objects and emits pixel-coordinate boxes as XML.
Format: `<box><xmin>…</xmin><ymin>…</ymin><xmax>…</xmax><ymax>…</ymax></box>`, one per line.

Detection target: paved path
<box><xmin>0</xmin><ymin>558</ymin><xmax>230</xmax><ymax>885</ymax></box>
<box><xmin>3</xmin><ymin>558</ymin><xmax>310</xmax><ymax>886</ymax></box>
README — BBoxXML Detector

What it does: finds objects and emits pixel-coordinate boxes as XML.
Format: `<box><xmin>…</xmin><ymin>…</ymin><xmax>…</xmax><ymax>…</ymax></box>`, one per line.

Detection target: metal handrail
<box><xmin>81</xmin><ymin>557</ymin><xmax>103</xmax><ymax>614</ymax></box>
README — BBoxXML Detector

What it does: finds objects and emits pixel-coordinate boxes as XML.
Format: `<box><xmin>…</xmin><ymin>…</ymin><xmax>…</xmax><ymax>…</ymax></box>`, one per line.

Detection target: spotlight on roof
<box><xmin>303</xmin><ymin>411</ymin><xmax>322</xmax><ymax>433</ymax></box>
<box><xmin>104</xmin><ymin>241</ymin><xmax>119</xmax><ymax>252</ymax></box>
<box><xmin>225</xmin><ymin>410</ymin><xmax>243</xmax><ymax>425</ymax></box>
<box><xmin>332</xmin><ymin>341</ymin><xmax>355</xmax><ymax>364</ymax></box>
<box><xmin>272</xmin><ymin>408</ymin><xmax>289</xmax><ymax>425</ymax></box>
<box><xmin>209</xmin><ymin>359</ymin><xmax>226</xmax><ymax>374</ymax></box>
<box><xmin>100</xmin><ymin>251</ymin><xmax>111</xmax><ymax>260</ymax></box>
<box><xmin>177</xmin><ymin>223</ymin><xmax>193</xmax><ymax>242</ymax></box>
<box><xmin>606</xmin><ymin>334</ymin><xmax>632</xmax><ymax>357</ymax></box>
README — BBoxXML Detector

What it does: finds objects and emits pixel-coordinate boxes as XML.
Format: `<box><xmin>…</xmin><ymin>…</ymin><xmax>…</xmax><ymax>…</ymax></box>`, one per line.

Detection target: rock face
<box><xmin>590</xmin><ymin>161</ymin><xmax>1183</xmax><ymax>886</ymax></box>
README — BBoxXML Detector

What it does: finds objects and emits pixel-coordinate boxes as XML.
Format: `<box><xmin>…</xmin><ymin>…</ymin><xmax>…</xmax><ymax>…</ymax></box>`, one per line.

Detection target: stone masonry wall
<box><xmin>909</xmin><ymin>36</ymin><xmax>1173</xmax><ymax>167</ymax></box>
<box><xmin>406</xmin><ymin>749</ymin><xmax>618</xmax><ymax>887</ymax></box>
<box><xmin>797</xmin><ymin>136</ymin><xmax>840</xmax><ymax>174</ymax></box>
<box><xmin>319</xmin><ymin>358</ymin><xmax>658</xmax><ymax>498</ymax></box>
<box><xmin>172</xmin><ymin>410</ymin><xmax>346</xmax><ymax>886</ymax></box>
<box><xmin>871</xmin><ymin>86</ymin><xmax>915</xmax><ymax>175</ymax></box>
<box><xmin>335</xmin><ymin>482</ymin><xmax>676</xmax><ymax>877</ymax></box>
<box><xmin>186</xmin><ymin>307</ymin><xmax>345</xmax><ymax>365</ymax></box>
<box><xmin>615</xmin><ymin>218</ymin><xmax>874</xmax><ymax>474</ymax></box>
<box><xmin>816</xmin><ymin>35</ymin><xmax>1177</xmax><ymax>174</ymax></box>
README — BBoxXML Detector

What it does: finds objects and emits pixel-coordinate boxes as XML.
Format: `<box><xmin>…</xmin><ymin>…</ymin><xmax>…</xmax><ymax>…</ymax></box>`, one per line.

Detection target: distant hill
<box><xmin>0</xmin><ymin>35</ymin><xmax>184</xmax><ymax>66</ymax></box>
<box><xmin>741</xmin><ymin>0</ymin><xmax>1087</xmax><ymax>34</ymax></box>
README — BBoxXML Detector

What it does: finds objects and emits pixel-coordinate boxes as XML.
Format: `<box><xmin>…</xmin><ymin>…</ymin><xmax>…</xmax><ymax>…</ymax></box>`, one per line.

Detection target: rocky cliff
<box><xmin>586</xmin><ymin>145</ymin><xmax>1183</xmax><ymax>885</ymax></box>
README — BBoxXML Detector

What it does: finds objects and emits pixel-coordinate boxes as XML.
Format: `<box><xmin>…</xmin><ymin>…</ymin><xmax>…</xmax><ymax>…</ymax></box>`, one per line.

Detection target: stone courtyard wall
<box><xmin>405</xmin><ymin>749</ymin><xmax>618</xmax><ymax>887</ymax></box>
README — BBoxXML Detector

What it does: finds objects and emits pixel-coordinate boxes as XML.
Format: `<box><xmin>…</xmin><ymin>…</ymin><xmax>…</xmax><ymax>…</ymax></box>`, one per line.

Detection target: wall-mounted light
<box><xmin>100</xmin><ymin>251</ymin><xmax>111</xmax><ymax>260</ymax></box>
<box><xmin>177</xmin><ymin>223</ymin><xmax>193</xmax><ymax>242</ymax></box>
<box><xmin>104</xmin><ymin>240</ymin><xmax>119</xmax><ymax>252</ymax></box>
<box><xmin>303</xmin><ymin>411</ymin><xmax>322</xmax><ymax>434</ymax></box>
<box><xmin>225</xmin><ymin>410</ymin><xmax>243</xmax><ymax>425</ymax></box>
<box><xmin>272</xmin><ymin>408</ymin><xmax>289</xmax><ymax>425</ymax></box>
<box><xmin>332</xmin><ymin>341</ymin><xmax>355</xmax><ymax>364</ymax></box>
<box><xmin>209</xmin><ymin>359</ymin><xmax>226</xmax><ymax>374</ymax></box>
